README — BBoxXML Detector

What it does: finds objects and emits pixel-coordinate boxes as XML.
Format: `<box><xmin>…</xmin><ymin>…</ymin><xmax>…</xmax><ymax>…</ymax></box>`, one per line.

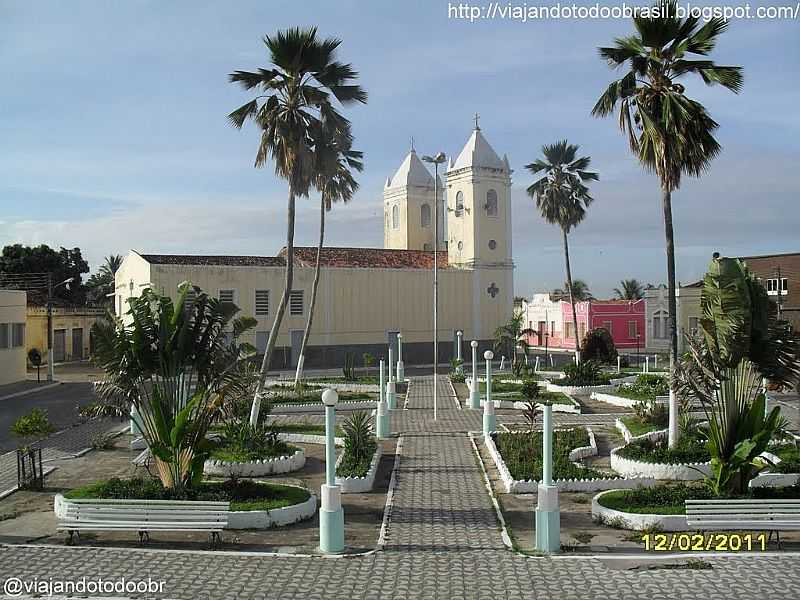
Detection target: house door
<box><xmin>72</xmin><ymin>328</ymin><xmax>83</xmax><ymax>360</ymax></box>
<box><xmin>289</xmin><ymin>330</ymin><xmax>304</xmax><ymax>367</ymax></box>
<box><xmin>53</xmin><ymin>329</ymin><xmax>66</xmax><ymax>362</ymax></box>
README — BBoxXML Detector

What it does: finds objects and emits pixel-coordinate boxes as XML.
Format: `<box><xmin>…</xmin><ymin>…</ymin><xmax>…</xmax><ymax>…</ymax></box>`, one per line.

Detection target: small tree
<box><xmin>580</xmin><ymin>328</ymin><xmax>618</xmax><ymax>364</ymax></box>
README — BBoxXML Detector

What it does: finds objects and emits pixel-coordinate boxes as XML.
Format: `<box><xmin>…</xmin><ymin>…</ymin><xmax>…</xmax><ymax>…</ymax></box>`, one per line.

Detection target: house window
<box><xmin>420</xmin><ymin>203</ymin><xmax>431</xmax><ymax>228</ymax></box>
<box><xmin>219</xmin><ymin>289</ymin><xmax>235</xmax><ymax>306</ymax></box>
<box><xmin>486</xmin><ymin>189</ymin><xmax>498</xmax><ymax>216</ymax></box>
<box><xmin>488</xmin><ymin>239</ymin><xmax>497</xmax><ymax>250</ymax></box>
<box><xmin>0</xmin><ymin>324</ymin><xmax>8</xmax><ymax>349</ymax></box>
<box><xmin>12</xmin><ymin>323</ymin><xmax>24</xmax><ymax>348</ymax></box>
<box><xmin>766</xmin><ymin>278</ymin><xmax>788</xmax><ymax>296</ymax></box>
<box><xmin>564</xmin><ymin>322</ymin><xmax>574</xmax><ymax>339</ymax></box>
<box><xmin>392</xmin><ymin>205</ymin><xmax>399</xmax><ymax>229</ymax></box>
<box><xmin>652</xmin><ymin>310</ymin><xmax>668</xmax><ymax>339</ymax></box>
<box><xmin>289</xmin><ymin>290</ymin><xmax>304</xmax><ymax>316</ymax></box>
<box><xmin>255</xmin><ymin>290</ymin><xmax>270</xmax><ymax>316</ymax></box>
<box><xmin>550</xmin><ymin>321</ymin><xmax>556</xmax><ymax>337</ymax></box>
<box><xmin>455</xmin><ymin>191</ymin><xmax>464</xmax><ymax>217</ymax></box>
<box><xmin>628</xmin><ymin>320</ymin><xmax>638</xmax><ymax>339</ymax></box>
<box><xmin>579</xmin><ymin>323</ymin><xmax>586</xmax><ymax>341</ymax></box>
<box><xmin>602</xmin><ymin>320</ymin><xmax>612</xmax><ymax>333</ymax></box>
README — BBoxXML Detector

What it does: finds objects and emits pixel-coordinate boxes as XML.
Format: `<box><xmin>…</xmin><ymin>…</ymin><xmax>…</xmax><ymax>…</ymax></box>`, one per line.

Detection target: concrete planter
<box><xmin>590</xmin><ymin>391</ymin><xmax>641</xmax><ymax>408</ymax></box>
<box><xmin>748</xmin><ymin>472</ymin><xmax>800</xmax><ymax>488</ymax></box>
<box><xmin>482</xmin><ymin>396</ymin><xmax>581</xmax><ymax>414</ymax></box>
<box><xmin>610</xmin><ymin>445</ymin><xmax>711</xmax><ymax>481</ymax></box>
<box><xmin>276</xmin><ymin>432</ymin><xmax>344</xmax><ymax>446</ymax></box>
<box><xmin>485</xmin><ymin>430</ymin><xmax>654</xmax><ymax>493</ymax></box>
<box><xmin>272</xmin><ymin>400</ymin><xmax>376</xmax><ymax>414</ymax></box>
<box><xmin>227</xmin><ymin>489</ymin><xmax>317</xmax><ymax>529</ymax></box>
<box><xmin>592</xmin><ymin>489</ymin><xmax>688</xmax><ymax>532</ymax></box>
<box><xmin>335</xmin><ymin>445</ymin><xmax>383</xmax><ymax>493</ymax></box>
<box><xmin>264</xmin><ymin>378</ymin><xmax>380</xmax><ymax>393</ymax></box>
<box><xmin>204</xmin><ymin>447</ymin><xmax>306</xmax><ymax>478</ymax></box>
<box><xmin>614</xmin><ymin>418</ymin><xmax>665</xmax><ymax>444</ymax></box>
<box><xmin>546</xmin><ymin>382</ymin><xmax>615</xmax><ymax>395</ymax></box>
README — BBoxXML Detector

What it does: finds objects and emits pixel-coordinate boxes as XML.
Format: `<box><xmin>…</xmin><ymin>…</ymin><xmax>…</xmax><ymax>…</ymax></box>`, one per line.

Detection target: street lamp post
<box><xmin>422</xmin><ymin>152</ymin><xmax>447</xmax><ymax>422</ymax></box>
<box><xmin>320</xmin><ymin>388</ymin><xmax>345</xmax><ymax>554</ymax></box>
<box><xmin>396</xmin><ymin>332</ymin><xmax>404</xmax><ymax>383</ymax></box>
<box><xmin>377</xmin><ymin>358</ymin><xmax>389</xmax><ymax>439</ymax></box>
<box><xmin>483</xmin><ymin>350</ymin><xmax>496</xmax><ymax>436</ymax></box>
<box><xmin>469</xmin><ymin>340</ymin><xmax>480</xmax><ymax>409</ymax></box>
<box><xmin>386</xmin><ymin>344</ymin><xmax>396</xmax><ymax>410</ymax></box>
<box><xmin>535</xmin><ymin>400</ymin><xmax>560</xmax><ymax>553</ymax></box>
<box><xmin>456</xmin><ymin>330</ymin><xmax>462</xmax><ymax>363</ymax></box>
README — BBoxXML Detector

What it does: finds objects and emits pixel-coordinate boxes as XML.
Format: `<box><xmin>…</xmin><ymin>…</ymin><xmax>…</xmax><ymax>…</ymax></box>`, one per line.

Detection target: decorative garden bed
<box><xmin>488</xmin><ymin>391</ymin><xmax>581</xmax><ymax>414</ymax></box>
<box><xmin>485</xmin><ymin>429</ymin><xmax>654</xmax><ymax>493</ymax></box>
<box><xmin>335</xmin><ymin>444</ymin><xmax>383</xmax><ymax>493</ymax></box>
<box><xmin>610</xmin><ymin>430</ymin><xmax>711</xmax><ymax>481</ymax></box>
<box><xmin>204</xmin><ymin>447</ymin><xmax>306</xmax><ymax>477</ymax></box>
<box><xmin>614</xmin><ymin>418</ymin><xmax>666</xmax><ymax>444</ymax></box>
<box><xmin>59</xmin><ymin>478</ymin><xmax>316</xmax><ymax>530</ymax></box>
<box><xmin>272</xmin><ymin>400</ymin><xmax>376</xmax><ymax>413</ymax></box>
<box><xmin>590</xmin><ymin>391</ymin><xmax>643</xmax><ymax>408</ymax></box>
<box><xmin>592</xmin><ymin>489</ymin><xmax>688</xmax><ymax>531</ymax></box>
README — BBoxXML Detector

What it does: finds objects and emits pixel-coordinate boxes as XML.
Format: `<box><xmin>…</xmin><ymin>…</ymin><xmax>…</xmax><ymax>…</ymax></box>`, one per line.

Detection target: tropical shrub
<box><xmin>11</xmin><ymin>408</ymin><xmax>55</xmax><ymax>440</ymax></box>
<box><xmin>520</xmin><ymin>379</ymin><xmax>540</xmax><ymax>400</ymax></box>
<box><xmin>580</xmin><ymin>328</ymin><xmax>617</xmax><ymax>364</ymax></box>
<box><xmin>90</xmin><ymin>283</ymin><xmax>256</xmax><ymax>490</ymax></box>
<box><xmin>633</xmin><ymin>398</ymin><xmax>669</xmax><ymax>429</ymax></box>
<box><xmin>337</xmin><ymin>411</ymin><xmax>376</xmax><ymax>478</ymax></box>
<box><xmin>615</xmin><ymin>374</ymin><xmax>669</xmax><ymax>401</ymax></box>
<box><xmin>674</xmin><ymin>256</ymin><xmax>800</xmax><ymax>495</ymax></box>
<box><xmin>560</xmin><ymin>360</ymin><xmax>611</xmax><ymax>386</ymax></box>
<box><xmin>212</xmin><ymin>421</ymin><xmax>291</xmax><ymax>462</ymax></box>
<box><xmin>342</xmin><ymin>352</ymin><xmax>357</xmax><ymax>381</ymax></box>
<box><xmin>449</xmin><ymin>358</ymin><xmax>465</xmax><ymax>383</ymax></box>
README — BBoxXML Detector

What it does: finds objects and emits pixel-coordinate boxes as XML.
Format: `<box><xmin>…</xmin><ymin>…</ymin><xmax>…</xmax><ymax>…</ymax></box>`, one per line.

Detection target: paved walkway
<box><xmin>1</xmin><ymin>376</ymin><xmax>799</xmax><ymax>599</ymax></box>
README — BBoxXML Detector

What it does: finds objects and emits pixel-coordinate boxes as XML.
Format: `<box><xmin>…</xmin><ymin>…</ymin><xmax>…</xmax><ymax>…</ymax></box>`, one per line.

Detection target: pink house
<box><xmin>559</xmin><ymin>299</ymin><xmax>646</xmax><ymax>350</ymax></box>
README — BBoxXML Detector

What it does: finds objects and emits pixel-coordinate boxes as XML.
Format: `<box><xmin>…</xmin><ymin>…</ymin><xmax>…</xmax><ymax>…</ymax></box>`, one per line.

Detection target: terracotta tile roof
<box><xmin>140</xmin><ymin>254</ymin><xmax>286</xmax><ymax>267</ymax></box>
<box><xmin>282</xmin><ymin>247</ymin><xmax>449</xmax><ymax>269</ymax></box>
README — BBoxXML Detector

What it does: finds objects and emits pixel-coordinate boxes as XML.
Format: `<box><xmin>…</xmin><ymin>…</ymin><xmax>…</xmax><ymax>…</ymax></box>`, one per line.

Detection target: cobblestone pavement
<box><xmin>1</xmin><ymin>376</ymin><xmax>799</xmax><ymax>599</ymax></box>
<box><xmin>0</xmin><ymin>418</ymin><xmax>124</xmax><ymax>496</ymax></box>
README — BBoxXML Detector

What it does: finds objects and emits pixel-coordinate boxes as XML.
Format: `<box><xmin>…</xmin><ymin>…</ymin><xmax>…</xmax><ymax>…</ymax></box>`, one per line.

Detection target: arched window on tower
<box><xmin>392</xmin><ymin>205</ymin><xmax>400</xmax><ymax>229</ymax></box>
<box><xmin>420</xmin><ymin>203</ymin><xmax>431</xmax><ymax>228</ymax></box>
<box><xmin>455</xmin><ymin>191</ymin><xmax>464</xmax><ymax>217</ymax></box>
<box><xmin>486</xmin><ymin>189</ymin><xmax>498</xmax><ymax>216</ymax></box>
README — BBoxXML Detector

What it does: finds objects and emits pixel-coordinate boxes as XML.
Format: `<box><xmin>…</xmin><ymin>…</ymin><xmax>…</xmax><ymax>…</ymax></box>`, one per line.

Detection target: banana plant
<box><xmin>91</xmin><ymin>282</ymin><xmax>256</xmax><ymax>490</ymax></box>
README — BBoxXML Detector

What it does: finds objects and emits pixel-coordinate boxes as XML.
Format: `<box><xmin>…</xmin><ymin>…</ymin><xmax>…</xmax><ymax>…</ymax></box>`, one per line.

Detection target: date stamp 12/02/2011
<box><xmin>642</xmin><ymin>533</ymin><xmax>769</xmax><ymax>552</ymax></box>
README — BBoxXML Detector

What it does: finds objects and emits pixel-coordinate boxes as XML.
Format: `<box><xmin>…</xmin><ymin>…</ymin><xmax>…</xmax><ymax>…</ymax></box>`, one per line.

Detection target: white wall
<box><xmin>0</xmin><ymin>290</ymin><xmax>27</xmax><ymax>385</ymax></box>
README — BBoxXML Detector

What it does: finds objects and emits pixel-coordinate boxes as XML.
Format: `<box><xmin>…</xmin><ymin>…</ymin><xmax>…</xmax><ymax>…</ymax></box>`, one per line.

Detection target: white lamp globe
<box><xmin>471</xmin><ymin>340</ymin><xmax>478</xmax><ymax>348</ymax></box>
<box><xmin>321</xmin><ymin>388</ymin><xmax>339</xmax><ymax>407</ymax></box>
<box><xmin>484</xmin><ymin>350</ymin><xmax>494</xmax><ymax>360</ymax></box>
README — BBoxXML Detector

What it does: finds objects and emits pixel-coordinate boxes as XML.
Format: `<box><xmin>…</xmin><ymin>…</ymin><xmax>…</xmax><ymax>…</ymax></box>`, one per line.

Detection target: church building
<box><xmin>115</xmin><ymin>123</ymin><xmax>514</xmax><ymax>369</ymax></box>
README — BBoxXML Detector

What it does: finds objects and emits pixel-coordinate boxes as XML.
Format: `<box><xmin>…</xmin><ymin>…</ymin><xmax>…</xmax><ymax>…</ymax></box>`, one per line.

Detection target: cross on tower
<box><xmin>473</xmin><ymin>113</ymin><xmax>480</xmax><ymax>131</ymax></box>
<box><xmin>487</xmin><ymin>282</ymin><xmax>499</xmax><ymax>298</ymax></box>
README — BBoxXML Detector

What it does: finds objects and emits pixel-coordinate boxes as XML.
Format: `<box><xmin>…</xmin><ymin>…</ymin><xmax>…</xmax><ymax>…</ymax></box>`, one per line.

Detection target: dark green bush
<box><xmin>598</xmin><ymin>484</ymin><xmax>713</xmax><ymax>515</ymax></box>
<box><xmin>580</xmin><ymin>328</ymin><xmax>618</xmax><ymax>364</ymax></box>
<box><xmin>520</xmin><ymin>379</ymin><xmax>540</xmax><ymax>400</ymax></box>
<box><xmin>11</xmin><ymin>408</ymin><xmax>55</xmax><ymax>439</ymax></box>
<box><xmin>337</xmin><ymin>411</ymin><xmax>377</xmax><ymax>478</ymax></box>
<box><xmin>212</xmin><ymin>421</ymin><xmax>292</xmax><ymax>462</ymax></box>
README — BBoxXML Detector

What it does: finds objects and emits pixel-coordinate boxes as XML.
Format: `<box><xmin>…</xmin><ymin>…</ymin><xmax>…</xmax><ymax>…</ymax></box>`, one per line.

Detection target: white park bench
<box><xmin>55</xmin><ymin>494</ymin><xmax>229</xmax><ymax>548</ymax></box>
<box><xmin>685</xmin><ymin>499</ymin><xmax>800</xmax><ymax>549</ymax></box>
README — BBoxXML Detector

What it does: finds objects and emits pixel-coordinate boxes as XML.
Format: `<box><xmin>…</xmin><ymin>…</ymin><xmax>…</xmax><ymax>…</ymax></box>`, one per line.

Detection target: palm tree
<box><xmin>592</xmin><ymin>0</ymin><xmax>742</xmax><ymax>445</ymax></box>
<box><xmin>614</xmin><ymin>279</ymin><xmax>644</xmax><ymax>300</ymax></box>
<box><xmin>86</xmin><ymin>254</ymin><xmax>123</xmax><ymax>304</ymax></box>
<box><xmin>228</xmin><ymin>27</ymin><xmax>366</xmax><ymax>426</ymax></box>
<box><xmin>294</xmin><ymin>128</ymin><xmax>363</xmax><ymax>384</ymax></box>
<box><xmin>493</xmin><ymin>311</ymin><xmax>533</xmax><ymax>374</ymax></box>
<box><xmin>564</xmin><ymin>279</ymin><xmax>593</xmax><ymax>302</ymax></box>
<box><xmin>527</xmin><ymin>141</ymin><xmax>598</xmax><ymax>354</ymax></box>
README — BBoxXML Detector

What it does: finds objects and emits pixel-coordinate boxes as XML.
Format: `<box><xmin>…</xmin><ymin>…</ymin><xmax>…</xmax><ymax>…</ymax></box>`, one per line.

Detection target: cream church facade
<box><xmin>115</xmin><ymin>124</ymin><xmax>514</xmax><ymax>369</ymax></box>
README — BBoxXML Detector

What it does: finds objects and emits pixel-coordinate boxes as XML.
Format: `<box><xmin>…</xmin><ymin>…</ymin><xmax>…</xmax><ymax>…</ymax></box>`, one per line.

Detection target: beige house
<box><xmin>116</xmin><ymin>125</ymin><xmax>515</xmax><ymax>369</ymax></box>
<box><xmin>25</xmin><ymin>305</ymin><xmax>106</xmax><ymax>364</ymax></box>
<box><xmin>0</xmin><ymin>290</ymin><xmax>27</xmax><ymax>385</ymax></box>
<box><xmin>643</xmin><ymin>282</ymin><xmax>703</xmax><ymax>354</ymax></box>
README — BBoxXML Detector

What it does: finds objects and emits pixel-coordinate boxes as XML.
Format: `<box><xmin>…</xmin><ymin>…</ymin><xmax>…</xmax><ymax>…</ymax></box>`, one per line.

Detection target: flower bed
<box><xmin>489</xmin><ymin>390</ymin><xmax>581</xmax><ymax>414</ymax></box>
<box><xmin>335</xmin><ymin>444</ymin><xmax>383</xmax><ymax>493</ymax></box>
<box><xmin>592</xmin><ymin>488</ymin><xmax>691</xmax><ymax>531</ymax></box>
<box><xmin>486</xmin><ymin>429</ymin><xmax>654</xmax><ymax>493</ymax></box>
<box><xmin>611</xmin><ymin>430</ymin><xmax>711</xmax><ymax>481</ymax></box>
<box><xmin>615</xmin><ymin>417</ymin><xmax>665</xmax><ymax>443</ymax></box>
<box><xmin>205</xmin><ymin>446</ymin><xmax>306</xmax><ymax>477</ymax></box>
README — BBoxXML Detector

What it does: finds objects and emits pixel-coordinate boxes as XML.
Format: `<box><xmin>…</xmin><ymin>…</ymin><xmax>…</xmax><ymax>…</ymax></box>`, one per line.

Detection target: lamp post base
<box><xmin>376</xmin><ymin>403</ymin><xmax>390</xmax><ymax>439</ymax></box>
<box><xmin>396</xmin><ymin>361</ymin><xmax>404</xmax><ymax>383</ymax></box>
<box><xmin>483</xmin><ymin>410</ymin><xmax>496</xmax><ymax>436</ymax></box>
<box><xmin>319</xmin><ymin>484</ymin><xmax>345</xmax><ymax>554</ymax></box>
<box><xmin>535</xmin><ymin>484</ymin><xmax>560</xmax><ymax>553</ymax></box>
<box><xmin>386</xmin><ymin>381</ymin><xmax>397</xmax><ymax>410</ymax></box>
<box><xmin>469</xmin><ymin>389</ymin><xmax>480</xmax><ymax>410</ymax></box>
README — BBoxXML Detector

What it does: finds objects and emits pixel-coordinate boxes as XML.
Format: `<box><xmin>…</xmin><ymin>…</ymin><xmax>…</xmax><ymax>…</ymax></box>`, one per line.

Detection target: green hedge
<box><xmin>65</xmin><ymin>477</ymin><xmax>310</xmax><ymax>512</ymax></box>
<box><xmin>616</xmin><ymin>431</ymin><xmax>709</xmax><ymax>464</ymax></box>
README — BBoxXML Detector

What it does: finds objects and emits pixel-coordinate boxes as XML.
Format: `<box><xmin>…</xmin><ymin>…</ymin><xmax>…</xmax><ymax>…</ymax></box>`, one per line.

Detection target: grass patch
<box><xmin>494</xmin><ymin>429</ymin><xmax>607</xmax><ymax>481</ymax></box>
<box><xmin>65</xmin><ymin>477</ymin><xmax>310</xmax><ymax>512</ymax></box>
<box><xmin>772</xmin><ymin>444</ymin><xmax>800</xmax><ymax>474</ymax></box>
<box><xmin>620</xmin><ymin>416</ymin><xmax>662</xmax><ymax>437</ymax></box>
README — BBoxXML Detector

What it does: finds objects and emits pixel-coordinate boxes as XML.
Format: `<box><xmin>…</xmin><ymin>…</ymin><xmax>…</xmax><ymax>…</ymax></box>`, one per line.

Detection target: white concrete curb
<box><xmin>204</xmin><ymin>448</ymin><xmax>306</xmax><ymax>477</ymax></box>
<box><xmin>591</xmin><ymin>391</ymin><xmax>641</xmax><ymax>408</ymax></box>
<box><xmin>0</xmin><ymin>381</ymin><xmax>62</xmax><ymax>401</ymax></box>
<box><xmin>276</xmin><ymin>432</ymin><xmax>344</xmax><ymax>446</ymax></box>
<box><xmin>614</xmin><ymin>419</ymin><xmax>665</xmax><ymax>444</ymax></box>
<box><xmin>749</xmin><ymin>472</ymin><xmax>800</xmax><ymax>488</ymax></box>
<box><xmin>272</xmin><ymin>400</ymin><xmax>375</xmax><ymax>414</ymax></box>
<box><xmin>610</xmin><ymin>435</ymin><xmax>711</xmax><ymax>481</ymax></box>
<box><xmin>335</xmin><ymin>444</ymin><xmax>383</xmax><ymax>493</ymax></box>
<box><xmin>592</xmin><ymin>489</ymin><xmax>688</xmax><ymax>531</ymax></box>
<box><xmin>227</xmin><ymin>488</ymin><xmax>318</xmax><ymax>529</ymax></box>
<box><xmin>546</xmin><ymin>382</ymin><xmax>615</xmax><ymax>395</ymax></box>
<box><xmin>265</xmin><ymin>378</ymin><xmax>380</xmax><ymax>393</ymax></box>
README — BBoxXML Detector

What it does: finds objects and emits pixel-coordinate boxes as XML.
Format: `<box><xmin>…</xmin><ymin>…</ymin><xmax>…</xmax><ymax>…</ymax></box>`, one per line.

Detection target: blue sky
<box><xmin>1</xmin><ymin>1</ymin><xmax>798</xmax><ymax>297</ymax></box>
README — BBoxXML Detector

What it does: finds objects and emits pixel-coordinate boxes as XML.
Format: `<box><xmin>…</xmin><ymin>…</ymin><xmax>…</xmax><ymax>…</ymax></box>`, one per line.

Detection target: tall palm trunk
<box><xmin>563</xmin><ymin>228</ymin><xmax>581</xmax><ymax>355</ymax></box>
<box><xmin>250</xmin><ymin>189</ymin><xmax>296</xmax><ymax>427</ymax></box>
<box><xmin>294</xmin><ymin>195</ymin><xmax>326</xmax><ymax>384</ymax></box>
<box><xmin>662</xmin><ymin>187</ymin><xmax>680</xmax><ymax>447</ymax></box>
